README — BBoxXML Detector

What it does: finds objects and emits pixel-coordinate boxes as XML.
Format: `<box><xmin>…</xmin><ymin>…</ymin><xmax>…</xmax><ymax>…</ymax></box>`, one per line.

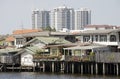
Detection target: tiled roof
<box><xmin>5</xmin><ymin>36</ymin><xmax>15</xmax><ymax>42</ymax></box>
<box><xmin>13</xmin><ymin>29</ymin><xmax>42</xmax><ymax>35</ymax></box>
<box><xmin>13</xmin><ymin>31</ymin><xmax>50</xmax><ymax>38</ymax></box>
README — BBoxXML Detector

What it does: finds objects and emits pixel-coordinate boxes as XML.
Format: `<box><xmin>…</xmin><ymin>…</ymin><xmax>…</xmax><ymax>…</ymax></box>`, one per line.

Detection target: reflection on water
<box><xmin>0</xmin><ymin>72</ymin><xmax>119</xmax><ymax>79</ymax></box>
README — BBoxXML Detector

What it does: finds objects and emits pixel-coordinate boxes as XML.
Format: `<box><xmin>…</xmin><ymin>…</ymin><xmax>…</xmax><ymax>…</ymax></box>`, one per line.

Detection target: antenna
<box><xmin>20</xmin><ymin>21</ymin><xmax>24</xmax><ymax>35</ymax></box>
<box><xmin>21</xmin><ymin>21</ymin><xmax>24</xmax><ymax>30</ymax></box>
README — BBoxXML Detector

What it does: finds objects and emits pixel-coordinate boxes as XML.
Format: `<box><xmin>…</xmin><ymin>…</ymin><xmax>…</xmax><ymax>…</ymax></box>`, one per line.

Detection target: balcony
<box><xmin>63</xmin><ymin>55</ymin><xmax>95</xmax><ymax>62</ymax></box>
<box><xmin>33</xmin><ymin>54</ymin><xmax>62</xmax><ymax>61</ymax></box>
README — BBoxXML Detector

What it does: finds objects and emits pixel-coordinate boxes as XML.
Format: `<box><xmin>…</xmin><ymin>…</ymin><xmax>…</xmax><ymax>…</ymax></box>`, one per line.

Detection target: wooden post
<box><xmin>114</xmin><ymin>64</ymin><xmax>116</xmax><ymax>75</ymax></box>
<box><xmin>78</xmin><ymin>63</ymin><xmax>80</xmax><ymax>73</ymax></box>
<box><xmin>66</xmin><ymin>62</ymin><xmax>68</xmax><ymax>73</ymax></box>
<box><xmin>88</xmin><ymin>63</ymin><xmax>90</xmax><ymax>74</ymax></box>
<box><xmin>117</xmin><ymin>63</ymin><xmax>119</xmax><ymax>76</ymax></box>
<box><xmin>91</xmin><ymin>63</ymin><xmax>93</xmax><ymax>75</ymax></box>
<box><xmin>103</xmin><ymin>63</ymin><xmax>105</xmax><ymax>75</ymax></box>
<box><xmin>60</xmin><ymin>62</ymin><xmax>64</xmax><ymax>73</ymax></box>
<box><xmin>39</xmin><ymin>62</ymin><xmax>41</xmax><ymax>72</ymax></box>
<box><xmin>52</xmin><ymin>62</ymin><xmax>54</xmax><ymax>72</ymax></box>
<box><xmin>96</xmin><ymin>63</ymin><xmax>98</xmax><ymax>75</ymax></box>
<box><xmin>43</xmin><ymin>62</ymin><xmax>45</xmax><ymax>72</ymax></box>
<box><xmin>33</xmin><ymin>62</ymin><xmax>35</xmax><ymax>72</ymax></box>
<box><xmin>72</xmin><ymin>63</ymin><xmax>74</xmax><ymax>74</ymax></box>
<box><xmin>60</xmin><ymin>62</ymin><xmax>62</xmax><ymax>72</ymax></box>
<box><xmin>110</xmin><ymin>64</ymin><xmax>111</xmax><ymax>74</ymax></box>
<box><xmin>81</xmin><ymin>63</ymin><xmax>83</xmax><ymax>74</ymax></box>
<box><xmin>106</xmin><ymin>64</ymin><xmax>108</xmax><ymax>75</ymax></box>
<box><xmin>12</xmin><ymin>63</ymin><xmax>14</xmax><ymax>72</ymax></box>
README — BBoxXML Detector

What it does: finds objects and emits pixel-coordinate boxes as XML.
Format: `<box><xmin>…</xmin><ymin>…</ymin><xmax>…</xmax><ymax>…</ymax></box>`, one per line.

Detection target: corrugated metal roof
<box><xmin>0</xmin><ymin>48</ymin><xmax>21</xmax><ymax>54</ymax></box>
<box><xmin>26</xmin><ymin>46</ymin><xmax>45</xmax><ymax>53</ymax></box>
<box><xmin>24</xmin><ymin>37</ymin><xmax>71</xmax><ymax>46</ymax></box>
<box><xmin>36</xmin><ymin>37</ymin><xmax>71</xmax><ymax>44</ymax></box>
<box><xmin>64</xmin><ymin>43</ymin><xmax>107</xmax><ymax>50</ymax></box>
<box><xmin>14</xmin><ymin>46</ymin><xmax>45</xmax><ymax>56</ymax></box>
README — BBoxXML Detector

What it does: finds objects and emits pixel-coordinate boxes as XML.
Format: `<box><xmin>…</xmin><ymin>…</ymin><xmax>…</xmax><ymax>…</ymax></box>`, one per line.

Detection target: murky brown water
<box><xmin>0</xmin><ymin>72</ymin><xmax>119</xmax><ymax>79</ymax></box>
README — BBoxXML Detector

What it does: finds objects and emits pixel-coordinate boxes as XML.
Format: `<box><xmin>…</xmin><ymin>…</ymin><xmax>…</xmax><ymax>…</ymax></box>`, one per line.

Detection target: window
<box><xmin>95</xmin><ymin>35</ymin><xmax>98</xmax><ymax>42</ymax></box>
<box><xmin>11</xmin><ymin>41</ymin><xmax>14</xmax><ymax>45</ymax></box>
<box><xmin>24</xmin><ymin>57</ymin><xmax>32</xmax><ymax>63</ymax></box>
<box><xmin>16</xmin><ymin>38</ymin><xmax>24</xmax><ymax>45</ymax></box>
<box><xmin>91</xmin><ymin>35</ymin><xmax>94</xmax><ymax>42</ymax></box>
<box><xmin>24</xmin><ymin>57</ymin><xmax>28</xmax><ymax>62</ymax></box>
<box><xmin>119</xmin><ymin>32</ymin><xmax>120</xmax><ymax>42</ymax></box>
<box><xmin>52</xmin><ymin>49</ymin><xmax>57</xmax><ymax>55</ymax></box>
<box><xmin>110</xmin><ymin>35</ymin><xmax>116</xmax><ymax>42</ymax></box>
<box><xmin>83</xmin><ymin>35</ymin><xmax>90</xmax><ymax>42</ymax></box>
<box><xmin>100</xmin><ymin>35</ymin><xmax>107</xmax><ymax>42</ymax></box>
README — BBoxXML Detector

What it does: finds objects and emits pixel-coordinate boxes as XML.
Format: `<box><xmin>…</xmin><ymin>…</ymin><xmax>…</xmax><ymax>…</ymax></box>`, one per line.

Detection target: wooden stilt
<box><xmin>43</xmin><ymin>62</ymin><xmax>45</xmax><ymax>72</ymax></box>
<box><xmin>103</xmin><ymin>63</ymin><xmax>105</xmax><ymax>75</ymax></box>
<box><xmin>81</xmin><ymin>63</ymin><xmax>83</xmax><ymax>74</ymax></box>
<box><xmin>72</xmin><ymin>63</ymin><xmax>74</xmax><ymax>74</ymax></box>
<box><xmin>91</xmin><ymin>64</ymin><xmax>93</xmax><ymax>75</ymax></box>
<box><xmin>52</xmin><ymin>62</ymin><xmax>54</xmax><ymax>72</ymax></box>
<box><xmin>32</xmin><ymin>62</ymin><xmax>35</xmax><ymax>72</ymax></box>
<box><xmin>96</xmin><ymin>63</ymin><xmax>98</xmax><ymax>75</ymax></box>
<box><xmin>117</xmin><ymin>63</ymin><xmax>119</xmax><ymax>76</ymax></box>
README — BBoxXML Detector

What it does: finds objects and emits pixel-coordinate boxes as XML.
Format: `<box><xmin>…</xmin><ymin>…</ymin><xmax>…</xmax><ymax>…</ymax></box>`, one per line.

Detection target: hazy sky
<box><xmin>0</xmin><ymin>0</ymin><xmax>120</xmax><ymax>34</ymax></box>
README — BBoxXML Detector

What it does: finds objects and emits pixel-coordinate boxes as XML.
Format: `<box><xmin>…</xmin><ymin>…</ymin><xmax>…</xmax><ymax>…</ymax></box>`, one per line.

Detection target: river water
<box><xmin>0</xmin><ymin>72</ymin><xmax>120</xmax><ymax>79</ymax></box>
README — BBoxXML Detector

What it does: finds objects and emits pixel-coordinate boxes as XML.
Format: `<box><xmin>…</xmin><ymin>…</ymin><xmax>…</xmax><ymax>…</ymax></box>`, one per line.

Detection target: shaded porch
<box><xmin>63</xmin><ymin>43</ymin><xmax>108</xmax><ymax>62</ymax></box>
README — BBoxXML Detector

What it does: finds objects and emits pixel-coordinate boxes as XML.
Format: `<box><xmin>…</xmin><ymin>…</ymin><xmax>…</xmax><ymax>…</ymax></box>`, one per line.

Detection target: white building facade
<box><xmin>32</xmin><ymin>7</ymin><xmax>91</xmax><ymax>31</ymax></box>
<box><xmin>32</xmin><ymin>9</ymin><xmax>50</xmax><ymax>29</ymax></box>
<box><xmin>76</xmin><ymin>29</ymin><xmax>120</xmax><ymax>52</ymax></box>
<box><xmin>50</xmin><ymin>6</ymin><xmax>75</xmax><ymax>31</ymax></box>
<box><xmin>75</xmin><ymin>8</ymin><xmax>91</xmax><ymax>30</ymax></box>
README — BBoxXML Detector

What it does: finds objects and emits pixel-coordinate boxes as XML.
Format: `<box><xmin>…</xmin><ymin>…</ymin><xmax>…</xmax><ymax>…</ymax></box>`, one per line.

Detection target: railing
<box><xmin>33</xmin><ymin>54</ymin><xmax>95</xmax><ymax>62</ymax></box>
<box><xmin>33</xmin><ymin>55</ymin><xmax>61</xmax><ymax>61</ymax></box>
<box><xmin>64</xmin><ymin>55</ymin><xmax>95</xmax><ymax>62</ymax></box>
<box><xmin>95</xmin><ymin>52</ymin><xmax>120</xmax><ymax>63</ymax></box>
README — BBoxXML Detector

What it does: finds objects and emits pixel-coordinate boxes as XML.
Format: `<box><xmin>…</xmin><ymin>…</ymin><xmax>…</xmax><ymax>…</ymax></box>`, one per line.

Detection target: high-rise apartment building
<box><xmin>32</xmin><ymin>9</ymin><xmax>39</xmax><ymax>29</ymax></box>
<box><xmin>50</xmin><ymin>6</ymin><xmax>74</xmax><ymax>31</ymax></box>
<box><xmin>75</xmin><ymin>8</ymin><xmax>91</xmax><ymax>30</ymax></box>
<box><xmin>32</xmin><ymin>7</ymin><xmax>91</xmax><ymax>31</ymax></box>
<box><xmin>32</xmin><ymin>9</ymin><xmax>50</xmax><ymax>29</ymax></box>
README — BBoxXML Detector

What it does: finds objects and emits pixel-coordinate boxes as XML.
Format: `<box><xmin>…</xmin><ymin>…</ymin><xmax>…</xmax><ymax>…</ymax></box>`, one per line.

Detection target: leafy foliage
<box><xmin>42</xmin><ymin>26</ymin><xmax>56</xmax><ymax>31</ymax></box>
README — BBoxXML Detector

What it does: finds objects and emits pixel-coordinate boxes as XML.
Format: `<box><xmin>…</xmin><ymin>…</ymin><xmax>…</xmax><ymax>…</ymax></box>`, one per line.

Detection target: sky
<box><xmin>0</xmin><ymin>0</ymin><xmax>120</xmax><ymax>34</ymax></box>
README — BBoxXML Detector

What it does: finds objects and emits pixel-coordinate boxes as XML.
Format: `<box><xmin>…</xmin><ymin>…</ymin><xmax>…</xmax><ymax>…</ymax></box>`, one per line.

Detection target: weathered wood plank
<box><xmin>95</xmin><ymin>52</ymin><xmax>120</xmax><ymax>63</ymax></box>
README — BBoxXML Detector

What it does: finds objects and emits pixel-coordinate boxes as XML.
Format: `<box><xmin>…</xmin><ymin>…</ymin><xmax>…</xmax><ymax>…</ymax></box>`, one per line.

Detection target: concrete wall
<box><xmin>21</xmin><ymin>52</ymin><xmax>34</xmax><ymax>66</ymax></box>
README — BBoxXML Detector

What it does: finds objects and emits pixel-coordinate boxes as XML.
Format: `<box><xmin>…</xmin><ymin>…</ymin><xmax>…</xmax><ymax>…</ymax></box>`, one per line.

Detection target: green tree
<box><xmin>42</xmin><ymin>26</ymin><xmax>56</xmax><ymax>32</ymax></box>
<box><xmin>46</xmin><ymin>26</ymin><xmax>52</xmax><ymax>31</ymax></box>
<box><xmin>51</xmin><ymin>27</ymin><xmax>56</xmax><ymax>32</ymax></box>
